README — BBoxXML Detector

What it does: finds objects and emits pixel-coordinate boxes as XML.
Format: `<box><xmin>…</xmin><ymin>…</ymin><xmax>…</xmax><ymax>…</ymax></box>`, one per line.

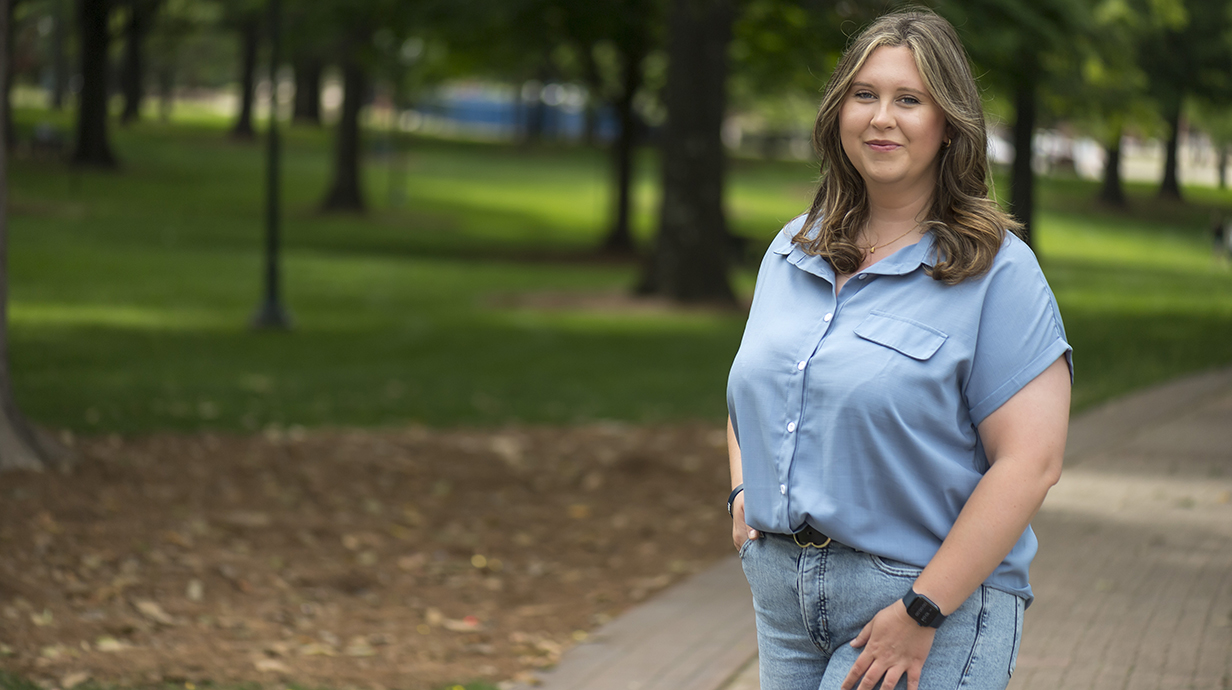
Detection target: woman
<box><xmin>726</xmin><ymin>9</ymin><xmax>1071</xmax><ymax>690</ymax></box>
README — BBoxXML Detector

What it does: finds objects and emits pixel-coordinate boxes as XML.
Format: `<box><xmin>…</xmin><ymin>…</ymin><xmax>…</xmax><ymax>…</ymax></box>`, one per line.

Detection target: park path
<box><xmin>515</xmin><ymin>366</ymin><xmax>1232</xmax><ymax>690</ymax></box>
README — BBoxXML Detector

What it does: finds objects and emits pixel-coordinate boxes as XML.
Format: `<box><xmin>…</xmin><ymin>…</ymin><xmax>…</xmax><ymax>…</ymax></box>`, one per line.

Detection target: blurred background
<box><xmin>3</xmin><ymin>0</ymin><xmax>1232</xmax><ymax>442</ymax></box>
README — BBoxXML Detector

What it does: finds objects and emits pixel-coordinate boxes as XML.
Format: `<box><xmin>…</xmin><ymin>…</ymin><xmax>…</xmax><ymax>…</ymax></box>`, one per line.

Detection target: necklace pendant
<box><xmin>869</xmin><ymin>246</ymin><xmax>876</xmax><ymax>254</ymax></box>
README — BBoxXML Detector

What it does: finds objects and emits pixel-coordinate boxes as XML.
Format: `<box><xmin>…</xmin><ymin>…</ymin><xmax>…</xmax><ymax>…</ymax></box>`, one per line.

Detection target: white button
<box><xmin>780</xmin><ymin>484</ymin><xmax>787</xmax><ymax>495</ymax></box>
<box><xmin>787</xmin><ymin>421</ymin><xmax>796</xmax><ymax>432</ymax></box>
<box><xmin>823</xmin><ymin>313</ymin><xmax>833</xmax><ymax>322</ymax></box>
<box><xmin>858</xmin><ymin>274</ymin><xmax>868</xmax><ymax>280</ymax></box>
<box><xmin>797</xmin><ymin>361</ymin><xmax>807</xmax><ymax>371</ymax></box>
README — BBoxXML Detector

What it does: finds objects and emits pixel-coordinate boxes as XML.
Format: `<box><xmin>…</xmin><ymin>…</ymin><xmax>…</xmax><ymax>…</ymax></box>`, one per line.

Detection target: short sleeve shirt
<box><xmin>726</xmin><ymin>216</ymin><xmax>1072</xmax><ymax>603</ymax></box>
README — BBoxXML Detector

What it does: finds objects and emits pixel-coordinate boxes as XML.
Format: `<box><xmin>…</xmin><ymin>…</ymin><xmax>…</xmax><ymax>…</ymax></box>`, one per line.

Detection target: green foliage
<box><xmin>7</xmin><ymin>112</ymin><xmax>1232</xmax><ymax>435</ymax></box>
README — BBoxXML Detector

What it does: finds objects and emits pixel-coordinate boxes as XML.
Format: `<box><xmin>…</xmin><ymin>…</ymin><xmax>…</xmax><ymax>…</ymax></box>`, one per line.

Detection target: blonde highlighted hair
<box><xmin>797</xmin><ymin>8</ymin><xmax>1020</xmax><ymax>283</ymax></box>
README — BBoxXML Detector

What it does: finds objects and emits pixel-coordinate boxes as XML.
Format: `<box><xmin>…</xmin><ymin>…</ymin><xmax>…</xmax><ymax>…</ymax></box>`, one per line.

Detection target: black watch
<box><xmin>727</xmin><ymin>484</ymin><xmax>744</xmax><ymax>517</ymax></box>
<box><xmin>902</xmin><ymin>589</ymin><xmax>947</xmax><ymax>628</ymax></box>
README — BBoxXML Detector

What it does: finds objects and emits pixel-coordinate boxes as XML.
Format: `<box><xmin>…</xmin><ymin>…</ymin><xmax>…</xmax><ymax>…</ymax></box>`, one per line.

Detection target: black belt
<box><xmin>789</xmin><ymin>523</ymin><xmax>832</xmax><ymax>549</ymax></box>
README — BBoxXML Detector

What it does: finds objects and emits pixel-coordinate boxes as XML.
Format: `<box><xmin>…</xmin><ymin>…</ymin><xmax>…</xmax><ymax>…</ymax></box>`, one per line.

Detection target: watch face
<box><xmin>906</xmin><ymin>596</ymin><xmax>939</xmax><ymax>626</ymax></box>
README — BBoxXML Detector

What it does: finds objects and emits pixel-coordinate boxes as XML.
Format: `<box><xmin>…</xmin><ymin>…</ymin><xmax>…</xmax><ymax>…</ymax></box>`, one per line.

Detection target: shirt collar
<box><xmin>773</xmin><ymin>227</ymin><xmax>937</xmax><ymax>282</ymax></box>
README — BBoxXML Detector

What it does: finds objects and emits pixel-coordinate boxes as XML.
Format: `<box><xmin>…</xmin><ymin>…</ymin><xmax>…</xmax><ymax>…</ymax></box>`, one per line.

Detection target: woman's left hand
<box><xmin>840</xmin><ymin>599</ymin><xmax>936</xmax><ymax>690</ymax></box>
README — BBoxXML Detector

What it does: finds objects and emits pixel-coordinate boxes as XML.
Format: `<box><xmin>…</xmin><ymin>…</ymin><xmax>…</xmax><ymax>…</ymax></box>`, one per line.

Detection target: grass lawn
<box><xmin>7</xmin><ymin>109</ymin><xmax>1232</xmax><ymax>434</ymax></box>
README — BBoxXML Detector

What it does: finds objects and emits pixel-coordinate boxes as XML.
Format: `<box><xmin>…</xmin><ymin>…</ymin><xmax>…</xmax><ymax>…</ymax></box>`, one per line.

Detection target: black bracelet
<box><xmin>727</xmin><ymin>484</ymin><xmax>745</xmax><ymax>517</ymax></box>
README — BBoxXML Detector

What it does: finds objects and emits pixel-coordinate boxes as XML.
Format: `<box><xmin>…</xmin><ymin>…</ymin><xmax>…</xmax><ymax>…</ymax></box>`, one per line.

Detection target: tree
<box><xmin>933</xmin><ymin>0</ymin><xmax>1092</xmax><ymax>247</ymax></box>
<box><xmin>120</xmin><ymin>0</ymin><xmax>161</xmax><ymax>124</ymax></box>
<box><xmin>0</xmin><ymin>0</ymin><xmax>69</xmax><ymax>472</ymax></box>
<box><xmin>639</xmin><ymin>0</ymin><xmax>735</xmax><ymax>302</ymax></box>
<box><xmin>48</xmin><ymin>0</ymin><xmax>68</xmax><ymax>110</ymax></box>
<box><xmin>226</xmin><ymin>5</ymin><xmax>261</xmax><ymax>140</ymax></box>
<box><xmin>317</xmin><ymin>0</ymin><xmax>417</xmax><ymax>212</ymax></box>
<box><xmin>1190</xmin><ymin>98</ymin><xmax>1232</xmax><ymax>190</ymax></box>
<box><xmin>2</xmin><ymin>0</ymin><xmax>16</xmax><ymax>146</ymax></box>
<box><xmin>1046</xmin><ymin>0</ymin><xmax>1180</xmax><ymax>208</ymax></box>
<box><xmin>546</xmin><ymin>0</ymin><xmax>660</xmax><ymax>253</ymax></box>
<box><xmin>291</xmin><ymin>53</ymin><xmax>321</xmax><ymax>124</ymax></box>
<box><xmin>320</xmin><ymin>56</ymin><xmax>367</xmax><ymax>210</ymax></box>
<box><xmin>1137</xmin><ymin>0</ymin><xmax>1232</xmax><ymax>200</ymax></box>
<box><xmin>72</xmin><ymin>0</ymin><xmax>117</xmax><ymax>167</ymax></box>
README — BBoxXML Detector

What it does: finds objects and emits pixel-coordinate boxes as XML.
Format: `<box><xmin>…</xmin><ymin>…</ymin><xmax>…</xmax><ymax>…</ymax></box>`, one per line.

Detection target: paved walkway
<box><xmin>518</xmin><ymin>367</ymin><xmax>1232</xmax><ymax>690</ymax></box>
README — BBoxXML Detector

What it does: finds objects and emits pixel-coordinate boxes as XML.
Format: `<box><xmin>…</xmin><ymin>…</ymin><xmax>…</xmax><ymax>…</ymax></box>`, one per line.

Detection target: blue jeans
<box><xmin>740</xmin><ymin>532</ymin><xmax>1024</xmax><ymax>690</ymax></box>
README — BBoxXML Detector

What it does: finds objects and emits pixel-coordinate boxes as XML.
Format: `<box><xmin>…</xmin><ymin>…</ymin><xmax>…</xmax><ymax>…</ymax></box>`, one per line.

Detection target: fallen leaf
<box><xmin>186</xmin><ymin>579</ymin><xmax>204</xmax><ymax>602</ymax></box>
<box><xmin>95</xmin><ymin>636</ymin><xmax>132</xmax><ymax>652</ymax></box>
<box><xmin>30</xmin><ymin>609</ymin><xmax>53</xmax><ymax>627</ymax></box>
<box><xmin>217</xmin><ymin>565</ymin><xmax>253</xmax><ymax>593</ymax></box>
<box><xmin>443</xmin><ymin>615</ymin><xmax>482</xmax><ymax>632</ymax></box>
<box><xmin>424</xmin><ymin>608</ymin><xmax>444</xmax><ymax>626</ymax></box>
<box><xmin>344</xmin><ymin>637</ymin><xmax>376</xmax><ymax>657</ymax></box>
<box><xmin>161</xmin><ymin>531</ymin><xmax>193</xmax><ymax>548</ymax></box>
<box><xmin>253</xmin><ymin>659</ymin><xmax>290</xmax><ymax>673</ymax></box>
<box><xmin>61</xmin><ymin>672</ymin><xmax>90</xmax><ymax>689</ymax></box>
<box><xmin>299</xmin><ymin>643</ymin><xmax>336</xmax><ymax>657</ymax></box>
<box><xmin>567</xmin><ymin>504</ymin><xmax>591</xmax><ymax>519</ymax></box>
<box><xmin>133</xmin><ymin>599</ymin><xmax>178</xmax><ymax>625</ymax></box>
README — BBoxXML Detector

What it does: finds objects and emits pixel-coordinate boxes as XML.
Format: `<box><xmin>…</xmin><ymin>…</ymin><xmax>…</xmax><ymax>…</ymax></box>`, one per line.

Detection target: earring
<box><xmin>943</xmin><ymin>138</ymin><xmax>953</xmax><ymax>149</ymax></box>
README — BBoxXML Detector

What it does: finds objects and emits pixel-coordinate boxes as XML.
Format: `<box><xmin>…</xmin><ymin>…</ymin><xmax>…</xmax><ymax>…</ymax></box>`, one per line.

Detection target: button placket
<box><xmin>780</xmin><ymin>291</ymin><xmax>838</xmax><ymax>525</ymax></box>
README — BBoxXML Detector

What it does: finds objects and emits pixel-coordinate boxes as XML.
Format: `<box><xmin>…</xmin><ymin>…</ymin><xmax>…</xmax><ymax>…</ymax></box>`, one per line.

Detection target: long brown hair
<box><xmin>796</xmin><ymin>8</ymin><xmax>1020</xmax><ymax>284</ymax></box>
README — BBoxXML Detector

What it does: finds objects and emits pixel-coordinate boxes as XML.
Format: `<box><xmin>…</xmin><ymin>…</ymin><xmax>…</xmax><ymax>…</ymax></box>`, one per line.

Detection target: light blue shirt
<box><xmin>727</xmin><ymin>216</ymin><xmax>1072</xmax><ymax>603</ymax></box>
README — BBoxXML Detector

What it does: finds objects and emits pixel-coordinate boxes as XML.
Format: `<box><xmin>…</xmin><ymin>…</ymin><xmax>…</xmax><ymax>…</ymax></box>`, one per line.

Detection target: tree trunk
<box><xmin>1098</xmin><ymin>127</ymin><xmax>1126</xmax><ymax>207</ymax></box>
<box><xmin>1218</xmin><ymin>144</ymin><xmax>1228</xmax><ymax>190</ymax></box>
<box><xmin>638</xmin><ymin>0</ymin><xmax>735</xmax><ymax>303</ymax></box>
<box><xmin>523</xmin><ymin>67</ymin><xmax>550</xmax><ymax>144</ymax></box>
<box><xmin>580</xmin><ymin>48</ymin><xmax>601</xmax><ymax>148</ymax></box>
<box><xmin>50</xmin><ymin>0</ymin><xmax>68</xmax><ymax>110</ymax></box>
<box><xmin>1158</xmin><ymin>95</ymin><xmax>1183</xmax><ymax>200</ymax></box>
<box><xmin>292</xmin><ymin>55</ymin><xmax>321</xmax><ymax>125</ymax></box>
<box><xmin>3</xmin><ymin>0</ymin><xmax>13</xmax><ymax>147</ymax></box>
<box><xmin>120</xmin><ymin>0</ymin><xmax>157</xmax><ymax>125</ymax></box>
<box><xmin>320</xmin><ymin>58</ymin><xmax>366</xmax><ymax>212</ymax></box>
<box><xmin>157</xmin><ymin>64</ymin><xmax>174</xmax><ymax>121</ymax></box>
<box><xmin>0</xmin><ymin>0</ymin><xmax>70</xmax><ymax>472</ymax></box>
<box><xmin>1009</xmin><ymin>73</ymin><xmax>1035</xmax><ymax>247</ymax></box>
<box><xmin>230</xmin><ymin>15</ymin><xmax>260</xmax><ymax>140</ymax></box>
<box><xmin>601</xmin><ymin>46</ymin><xmax>645</xmax><ymax>254</ymax></box>
<box><xmin>72</xmin><ymin>0</ymin><xmax>117</xmax><ymax>167</ymax></box>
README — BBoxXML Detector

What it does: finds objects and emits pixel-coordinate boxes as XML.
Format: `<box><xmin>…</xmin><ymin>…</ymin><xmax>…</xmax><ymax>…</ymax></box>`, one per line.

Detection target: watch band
<box><xmin>902</xmin><ymin>589</ymin><xmax>947</xmax><ymax>628</ymax></box>
<box><xmin>727</xmin><ymin>484</ymin><xmax>744</xmax><ymax>517</ymax></box>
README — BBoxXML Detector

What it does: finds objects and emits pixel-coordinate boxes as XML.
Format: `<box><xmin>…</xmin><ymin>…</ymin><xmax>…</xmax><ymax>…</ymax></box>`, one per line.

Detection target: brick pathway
<box><xmin>517</xmin><ymin>368</ymin><xmax>1232</xmax><ymax>690</ymax></box>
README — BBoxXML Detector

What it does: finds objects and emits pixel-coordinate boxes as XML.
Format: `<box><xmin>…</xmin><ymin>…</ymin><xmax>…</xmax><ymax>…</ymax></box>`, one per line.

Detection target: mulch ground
<box><xmin>0</xmin><ymin>424</ymin><xmax>733</xmax><ymax>690</ymax></box>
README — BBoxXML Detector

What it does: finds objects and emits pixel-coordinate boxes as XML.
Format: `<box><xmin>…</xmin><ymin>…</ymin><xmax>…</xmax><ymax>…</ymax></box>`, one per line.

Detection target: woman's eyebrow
<box><xmin>850</xmin><ymin>80</ymin><xmax>928</xmax><ymax>97</ymax></box>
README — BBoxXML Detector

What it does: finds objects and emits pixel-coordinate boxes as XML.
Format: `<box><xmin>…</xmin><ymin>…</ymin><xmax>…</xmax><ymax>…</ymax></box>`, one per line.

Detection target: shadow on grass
<box><xmin>12</xmin><ymin>317</ymin><xmax>746</xmax><ymax>435</ymax></box>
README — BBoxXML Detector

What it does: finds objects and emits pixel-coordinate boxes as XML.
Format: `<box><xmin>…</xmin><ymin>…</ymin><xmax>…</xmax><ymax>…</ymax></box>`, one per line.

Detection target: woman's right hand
<box><xmin>731</xmin><ymin>491</ymin><xmax>760</xmax><ymax>550</ymax></box>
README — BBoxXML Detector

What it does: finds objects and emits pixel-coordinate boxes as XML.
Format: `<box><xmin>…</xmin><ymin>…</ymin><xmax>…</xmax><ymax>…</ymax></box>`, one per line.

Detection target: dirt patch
<box><xmin>0</xmin><ymin>424</ymin><xmax>733</xmax><ymax>690</ymax></box>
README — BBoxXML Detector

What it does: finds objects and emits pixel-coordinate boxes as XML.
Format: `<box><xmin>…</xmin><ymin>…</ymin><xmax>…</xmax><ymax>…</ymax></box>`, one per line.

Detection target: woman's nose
<box><xmin>871</xmin><ymin>102</ymin><xmax>894</xmax><ymax>129</ymax></box>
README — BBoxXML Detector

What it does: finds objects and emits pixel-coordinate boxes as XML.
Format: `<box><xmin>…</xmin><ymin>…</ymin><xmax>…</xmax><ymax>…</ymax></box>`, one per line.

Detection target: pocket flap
<box><xmin>854</xmin><ymin>311</ymin><xmax>948</xmax><ymax>360</ymax></box>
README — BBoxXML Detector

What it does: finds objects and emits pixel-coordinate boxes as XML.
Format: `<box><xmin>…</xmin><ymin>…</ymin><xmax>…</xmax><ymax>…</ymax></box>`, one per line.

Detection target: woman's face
<box><xmin>839</xmin><ymin>45</ymin><xmax>948</xmax><ymax>199</ymax></box>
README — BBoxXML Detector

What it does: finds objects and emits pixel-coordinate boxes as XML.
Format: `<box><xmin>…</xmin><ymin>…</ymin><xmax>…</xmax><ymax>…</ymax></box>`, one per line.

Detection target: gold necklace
<box><xmin>864</xmin><ymin>226</ymin><xmax>919</xmax><ymax>254</ymax></box>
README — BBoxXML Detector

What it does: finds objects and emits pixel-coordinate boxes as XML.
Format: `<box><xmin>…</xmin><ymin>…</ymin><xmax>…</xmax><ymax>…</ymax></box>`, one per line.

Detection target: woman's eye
<box><xmin>900</xmin><ymin>95</ymin><xmax>921</xmax><ymax>105</ymax></box>
<box><xmin>854</xmin><ymin>91</ymin><xmax>875</xmax><ymax>100</ymax></box>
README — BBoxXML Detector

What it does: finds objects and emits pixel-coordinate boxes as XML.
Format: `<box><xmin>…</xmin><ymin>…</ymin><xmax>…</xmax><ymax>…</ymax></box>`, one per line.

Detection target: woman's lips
<box><xmin>866</xmin><ymin>140</ymin><xmax>901</xmax><ymax>152</ymax></box>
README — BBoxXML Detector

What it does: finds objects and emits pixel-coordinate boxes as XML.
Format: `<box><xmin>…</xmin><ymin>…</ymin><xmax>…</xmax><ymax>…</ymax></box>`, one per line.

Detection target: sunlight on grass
<box><xmin>7</xmin><ymin>109</ymin><xmax>1232</xmax><ymax>432</ymax></box>
<box><xmin>10</xmin><ymin>304</ymin><xmax>231</xmax><ymax>330</ymax></box>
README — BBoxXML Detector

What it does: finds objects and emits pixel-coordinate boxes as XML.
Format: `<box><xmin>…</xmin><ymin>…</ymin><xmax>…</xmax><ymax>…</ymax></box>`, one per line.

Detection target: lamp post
<box><xmin>251</xmin><ymin>0</ymin><xmax>291</xmax><ymax>330</ymax></box>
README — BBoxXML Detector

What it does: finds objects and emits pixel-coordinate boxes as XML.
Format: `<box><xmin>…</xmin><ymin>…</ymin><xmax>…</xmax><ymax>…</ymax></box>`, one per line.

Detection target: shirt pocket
<box><xmin>854</xmin><ymin>310</ymin><xmax>948</xmax><ymax>360</ymax></box>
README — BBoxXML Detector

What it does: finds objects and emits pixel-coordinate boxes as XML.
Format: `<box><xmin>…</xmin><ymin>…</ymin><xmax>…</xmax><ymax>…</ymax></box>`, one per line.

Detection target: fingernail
<box><xmin>748</xmin><ymin>530</ymin><xmax>756</xmax><ymax>540</ymax></box>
